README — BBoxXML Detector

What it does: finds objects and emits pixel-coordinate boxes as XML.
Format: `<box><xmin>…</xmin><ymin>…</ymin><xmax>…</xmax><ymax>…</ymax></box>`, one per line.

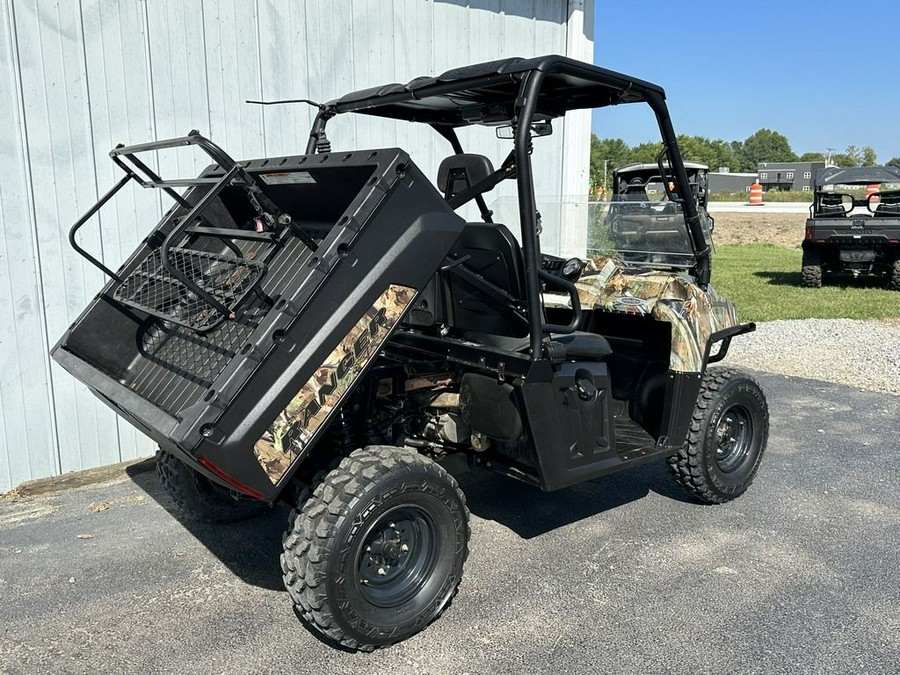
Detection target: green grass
<box><xmin>711</xmin><ymin>244</ymin><xmax>900</xmax><ymax>322</ymax></box>
<box><xmin>709</xmin><ymin>190</ymin><xmax>813</xmax><ymax>202</ymax></box>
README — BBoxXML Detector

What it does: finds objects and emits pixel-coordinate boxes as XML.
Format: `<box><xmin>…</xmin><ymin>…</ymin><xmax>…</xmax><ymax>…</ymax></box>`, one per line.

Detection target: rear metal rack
<box><xmin>69</xmin><ymin>131</ymin><xmax>316</xmax><ymax>332</ymax></box>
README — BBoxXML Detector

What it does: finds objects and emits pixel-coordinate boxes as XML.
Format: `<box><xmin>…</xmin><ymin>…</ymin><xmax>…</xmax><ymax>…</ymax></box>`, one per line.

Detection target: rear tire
<box><xmin>890</xmin><ymin>259</ymin><xmax>900</xmax><ymax>291</ymax></box>
<box><xmin>668</xmin><ymin>368</ymin><xmax>769</xmax><ymax>504</ymax></box>
<box><xmin>281</xmin><ymin>446</ymin><xmax>469</xmax><ymax>650</ymax></box>
<box><xmin>156</xmin><ymin>449</ymin><xmax>269</xmax><ymax>523</ymax></box>
<box><xmin>801</xmin><ymin>249</ymin><xmax>822</xmax><ymax>288</ymax></box>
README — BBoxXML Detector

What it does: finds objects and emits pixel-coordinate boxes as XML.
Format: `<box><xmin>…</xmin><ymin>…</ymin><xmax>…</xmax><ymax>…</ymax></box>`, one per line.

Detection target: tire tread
<box><xmin>280</xmin><ymin>446</ymin><xmax>469</xmax><ymax>650</ymax></box>
<box><xmin>801</xmin><ymin>249</ymin><xmax>823</xmax><ymax>288</ymax></box>
<box><xmin>155</xmin><ymin>449</ymin><xmax>268</xmax><ymax>523</ymax></box>
<box><xmin>889</xmin><ymin>259</ymin><xmax>900</xmax><ymax>291</ymax></box>
<box><xmin>667</xmin><ymin>367</ymin><xmax>768</xmax><ymax>504</ymax></box>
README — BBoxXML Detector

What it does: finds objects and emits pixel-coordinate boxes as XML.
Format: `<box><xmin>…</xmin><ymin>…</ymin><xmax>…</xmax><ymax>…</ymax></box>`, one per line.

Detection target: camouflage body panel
<box><xmin>253</xmin><ymin>284</ymin><xmax>416</xmax><ymax>484</ymax></box>
<box><xmin>574</xmin><ymin>256</ymin><xmax>740</xmax><ymax>373</ymax></box>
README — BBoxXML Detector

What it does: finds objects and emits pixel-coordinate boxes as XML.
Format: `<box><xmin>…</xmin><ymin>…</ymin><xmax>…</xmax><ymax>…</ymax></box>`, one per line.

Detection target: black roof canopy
<box><xmin>327</xmin><ymin>55</ymin><xmax>665</xmax><ymax>127</ymax></box>
<box><xmin>815</xmin><ymin>166</ymin><xmax>900</xmax><ymax>187</ymax></box>
<box><xmin>615</xmin><ymin>161</ymin><xmax>709</xmax><ymax>176</ymax></box>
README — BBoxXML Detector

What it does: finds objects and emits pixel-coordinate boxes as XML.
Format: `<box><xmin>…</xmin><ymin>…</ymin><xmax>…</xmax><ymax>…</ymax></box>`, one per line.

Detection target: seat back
<box><xmin>443</xmin><ymin>222</ymin><xmax>527</xmax><ymax>337</ymax></box>
<box><xmin>620</xmin><ymin>178</ymin><xmax>648</xmax><ymax>202</ymax></box>
<box><xmin>436</xmin><ymin>154</ymin><xmax>495</xmax><ymax>199</ymax></box>
<box><xmin>874</xmin><ymin>194</ymin><xmax>900</xmax><ymax>217</ymax></box>
<box><xmin>818</xmin><ymin>193</ymin><xmax>847</xmax><ymax>218</ymax></box>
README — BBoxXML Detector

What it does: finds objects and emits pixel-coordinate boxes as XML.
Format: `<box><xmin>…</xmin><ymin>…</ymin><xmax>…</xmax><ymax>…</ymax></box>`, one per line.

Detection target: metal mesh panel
<box><xmin>126</xmin><ymin>297</ymin><xmax>267</xmax><ymax>414</ymax></box>
<box><xmin>113</xmin><ymin>248</ymin><xmax>265</xmax><ymax>332</ymax></box>
<box><xmin>120</xmin><ymin>237</ymin><xmax>313</xmax><ymax>416</ymax></box>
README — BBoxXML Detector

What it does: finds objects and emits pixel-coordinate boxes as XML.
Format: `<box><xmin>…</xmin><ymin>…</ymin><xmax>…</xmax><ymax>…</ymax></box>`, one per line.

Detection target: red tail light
<box><xmin>804</xmin><ymin>227</ymin><xmax>812</xmax><ymax>240</ymax></box>
<box><xmin>199</xmin><ymin>457</ymin><xmax>266</xmax><ymax>499</ymax></box>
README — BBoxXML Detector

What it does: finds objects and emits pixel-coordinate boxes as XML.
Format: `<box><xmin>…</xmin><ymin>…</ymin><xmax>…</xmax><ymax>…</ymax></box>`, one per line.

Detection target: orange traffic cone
<box><xmin>866</xmin><ymin>183</ymin><xmax>879</xmax><ymax>206</ymax></box>
<box><xmin>748</xmin><ymin>181</ymin><xmax>764</xmax><ymax>206</ymax></box>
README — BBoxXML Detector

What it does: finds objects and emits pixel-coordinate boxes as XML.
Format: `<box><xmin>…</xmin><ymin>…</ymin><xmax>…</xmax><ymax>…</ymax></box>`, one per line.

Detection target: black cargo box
<box><xmin>53</xmin><ymin>144</ymin><xmax>465</xmax><ymax>500</ymax></box>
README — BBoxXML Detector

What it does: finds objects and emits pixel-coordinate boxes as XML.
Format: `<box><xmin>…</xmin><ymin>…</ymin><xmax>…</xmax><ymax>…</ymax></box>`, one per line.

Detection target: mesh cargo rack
<box><xmin>69</xmin><ymin>132</ymin><xmax>317</xmax><ymax>332</ymax></box>
<box><xmin>53</xmin><ymin>135</ymin><xmax>465</xmax><ymax>500</ymax></box>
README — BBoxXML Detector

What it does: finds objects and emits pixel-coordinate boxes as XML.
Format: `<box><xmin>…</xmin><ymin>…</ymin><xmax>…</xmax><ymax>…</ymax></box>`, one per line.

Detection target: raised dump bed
<box><xmin>53</xmin><ymin>133</ymin><xmax>465</xmax><ymax>499</ymax></box>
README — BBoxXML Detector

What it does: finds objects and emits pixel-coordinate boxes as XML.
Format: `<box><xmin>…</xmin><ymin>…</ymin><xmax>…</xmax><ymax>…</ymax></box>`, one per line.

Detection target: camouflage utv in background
<box><xmin>52</xmin><ymin>55</ymin><xmax>769</xmax><ymax>650</ymax></box>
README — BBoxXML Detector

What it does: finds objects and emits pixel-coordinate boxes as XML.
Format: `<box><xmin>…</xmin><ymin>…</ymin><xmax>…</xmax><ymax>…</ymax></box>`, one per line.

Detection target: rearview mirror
<box><xmin>496</xmin><ymin>122</ymin><xmax>553</xmax><ymax>139</ymax></box>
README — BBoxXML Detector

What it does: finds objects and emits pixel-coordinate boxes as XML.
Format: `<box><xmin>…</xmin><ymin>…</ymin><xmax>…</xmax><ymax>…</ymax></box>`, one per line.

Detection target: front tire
<box><xmin>156</xmin><ymin>449</ymin><xmax>269</xmax><ymax>523</ymax></box>
<box><xmin>281</xmin><ymin>446</ymin><xmax>469</xmax><ymax>650</ymax></box>
<box><xmin>668</xmin><ymin>368</ymin><xmax>769</xmax><ymax>504</ymax></box>
<box><xmin>801</xmin><ymin>249</ymin><xmax>822</xmax><ymax>288</ymax></box>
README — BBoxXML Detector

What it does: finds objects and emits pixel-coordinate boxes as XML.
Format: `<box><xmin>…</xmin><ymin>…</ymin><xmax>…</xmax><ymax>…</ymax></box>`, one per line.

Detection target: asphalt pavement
<box><xmin>1</xmin><ymin>371</ymin><xmax>898</xmax><ymax>675</ymax></box>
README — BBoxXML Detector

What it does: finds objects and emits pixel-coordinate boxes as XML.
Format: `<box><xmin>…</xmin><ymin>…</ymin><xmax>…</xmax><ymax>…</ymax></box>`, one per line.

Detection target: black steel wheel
<box><xmin>713</xmin><ymin>404</ymin><xmax>755</xmax><ymax>474</ymax></box>
<box><xmin>155</xmin><ymin>449</ymin><xmax>269</xmax><ymax>523</ymax></box>
<box><xmin>281</xmin><ymin>446</ymin><xmax>469</xmax><ymax>650</ymax></box>
<box><xmin>668</xmin><ymin>368</ymin><xmax>769</xmax><ymax>504</ymax></box>
<box><xmin>801</xmin><ymin>249</ymin><xmax>823</xmax><ymax>288</ymax></box>
<box><xmin>356</xmin><ymin>506</ymin><xmax>441</xmax><ymax>608</ymax></box>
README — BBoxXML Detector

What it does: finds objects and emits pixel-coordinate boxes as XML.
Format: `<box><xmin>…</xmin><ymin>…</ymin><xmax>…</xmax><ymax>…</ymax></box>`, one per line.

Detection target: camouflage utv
<box><xmin>53</xmin><ymin>55</ymin><xmax>769</xmax><ymax>650</ymax></box>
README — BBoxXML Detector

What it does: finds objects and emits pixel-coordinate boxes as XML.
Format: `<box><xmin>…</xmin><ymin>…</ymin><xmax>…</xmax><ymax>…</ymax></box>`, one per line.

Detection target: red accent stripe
<box><xmin>198</xmin><ymin>457</ymin><xmax>266</xmax><ymax>500</ymax></box>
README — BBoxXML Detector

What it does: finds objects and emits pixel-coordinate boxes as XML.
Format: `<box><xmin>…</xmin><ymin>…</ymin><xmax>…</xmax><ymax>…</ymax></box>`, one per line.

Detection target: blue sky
<box><xmin>591</xmin><ymin>1</ymin><xmax>900</xmax><ymax>163</ymax></box>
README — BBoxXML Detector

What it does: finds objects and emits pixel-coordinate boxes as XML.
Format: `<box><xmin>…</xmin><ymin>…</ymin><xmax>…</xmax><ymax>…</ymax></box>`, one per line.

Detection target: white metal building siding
<box><xmin>0</xmin><ymin>0</ymin><xmax>593</xmax><ymax>492</ymax></box>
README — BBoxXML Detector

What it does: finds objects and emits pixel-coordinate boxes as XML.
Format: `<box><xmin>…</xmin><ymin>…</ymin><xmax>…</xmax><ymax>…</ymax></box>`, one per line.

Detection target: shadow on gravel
<box><xmin>458</xmin><ymin>459</ymin><xmax>692</xmax><ymax>539</ymax></box>
<box><xmin>126</xmin><ymin>463</ymin><xmax>287</xmax><ymax>592</ymax></box>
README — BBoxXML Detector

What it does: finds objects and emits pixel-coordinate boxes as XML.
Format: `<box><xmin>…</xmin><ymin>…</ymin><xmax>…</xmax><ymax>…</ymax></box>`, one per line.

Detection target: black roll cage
<box><xmin>303</xmin><ymin>55</ymin><xmax>711</xmax><ymax>359</ymax></box>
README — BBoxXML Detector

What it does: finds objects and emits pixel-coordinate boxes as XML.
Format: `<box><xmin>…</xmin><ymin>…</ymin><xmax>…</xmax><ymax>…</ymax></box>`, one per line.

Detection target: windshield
<box><xmin>597</xmin><ymin>198</ymin><xmax>709</xmax><ymax>268</ymax></box>
<box><xmin>490</xmin><ymin>197</ymin><xmax>711</xmax><ymax>269</ymax></box>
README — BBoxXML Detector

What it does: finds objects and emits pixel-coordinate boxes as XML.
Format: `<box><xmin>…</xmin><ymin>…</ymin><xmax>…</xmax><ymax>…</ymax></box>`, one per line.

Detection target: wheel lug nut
<box><xmin>366</xmin><ymin>546</ymin><xmax>371</xmax><ymax>552</ymax></box>
<box><xmin>400</xmin><ymin>543</ymin><xmax>409</xmax><ymax>552</ymax></box>
<box><xmin>377</xmin><ymin>567</ymin><xmax>387</xmax><ymax>576</ymax></box>
<box><xmin>389</xmin><ymin>522</ymin><xmax>396</xmax><ymax>529</ymax></box>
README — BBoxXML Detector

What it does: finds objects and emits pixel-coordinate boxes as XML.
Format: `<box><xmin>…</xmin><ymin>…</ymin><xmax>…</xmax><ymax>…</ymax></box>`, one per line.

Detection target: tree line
<box><xmin>590</xmin><ymin>128</ymin><xmax>900</xmax><ymax>189</ymax></box>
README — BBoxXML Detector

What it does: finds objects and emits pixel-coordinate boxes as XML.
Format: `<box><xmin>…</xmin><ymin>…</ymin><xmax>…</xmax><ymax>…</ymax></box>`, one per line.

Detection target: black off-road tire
<box><xmin>890</xmin><ymin>259</ymin><xmax>900</xmax><ymax>291</ymax></box>
<box><xmin>155</xmin><ymin>449</ymin><xmax>269</xmax><ymax>523</ymax></box>
<box><xmin>801</xmin><ymin>249</ymin><xmax>823</xmax><ymax>288</ymax></box>
<box><xmin>667</xmin><ymin>368</ymin><xmax>769</xmax><ymax>504</ymax></box>
<box><xmin>281</xmin><ymin>446</ymin><xmax>469</xmax><ymax>651</ymax></box>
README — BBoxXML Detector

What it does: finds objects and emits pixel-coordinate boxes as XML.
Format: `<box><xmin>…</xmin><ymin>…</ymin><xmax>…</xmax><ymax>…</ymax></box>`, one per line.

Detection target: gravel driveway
<box><xmin>723</xmin><ymin>318</ymin><xmax>900</xmax><ymax>396</ymax></box>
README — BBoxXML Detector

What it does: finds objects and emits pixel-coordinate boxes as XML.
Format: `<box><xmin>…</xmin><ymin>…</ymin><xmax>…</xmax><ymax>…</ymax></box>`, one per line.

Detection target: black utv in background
<box><xmin>802</xmin><ymin>166</ymin><xmax>900</xmax><ymax>289</ymax></box>
<box><xmin>52</xmin><ymin>55</ymin><xmax>768</xmax><ymax>650</ymax></box>
<box><xmin>613</xmin><ymin>161</ymin><xmax>711</xmax><ymax>210</ymax></box>
<box><xmin>608</xmin><ymin>161</ymin><xmax>714</xmax><ymax>255</ymax></box>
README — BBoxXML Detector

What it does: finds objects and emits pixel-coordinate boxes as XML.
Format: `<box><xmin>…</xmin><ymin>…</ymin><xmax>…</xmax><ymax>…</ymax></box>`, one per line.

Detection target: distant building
<box><xmin>757</xmin><ymin>162</ymin><xmax>826</xmax><ymax>192</ymax></box>
<box><xmin>709</xmin><ymin>170</ymin><xmax>757</xmax><ymax>194</ymax></box>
